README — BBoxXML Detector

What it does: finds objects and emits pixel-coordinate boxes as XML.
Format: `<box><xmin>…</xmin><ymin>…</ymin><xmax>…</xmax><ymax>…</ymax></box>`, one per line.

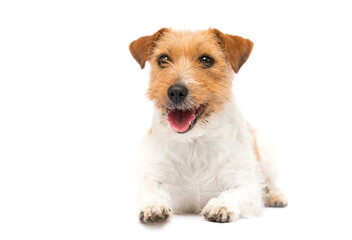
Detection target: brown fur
<box><xmin>129</xmin><ymin>28</ymin><xmax>253</xmax><ymax>120</ymax></box>
<box><xmin>249</xmin><ymin>127</ymin><xmax>262</xmax><ymax>162</ymax></box>
<box><xmin>212</xmin><ymin>29</ymin><xmax>253</xmax><ymax>73</ymax></box>
<box><xmin>147</xmin><ymin>128</ymin><xmax>152</xmax><ymax>135</ymax></box>
<box><xmin>129</xmin><ymin>28</ymin><xmax>168</xmax><ymax>69</ymax></box>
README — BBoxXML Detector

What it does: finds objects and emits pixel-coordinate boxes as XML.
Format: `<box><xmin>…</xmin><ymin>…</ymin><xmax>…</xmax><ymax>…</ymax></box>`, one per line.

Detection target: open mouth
<box><xmin>167</xmin><ymin>104</ymin><xmax>207</xmax><ymax>134</ymax></box>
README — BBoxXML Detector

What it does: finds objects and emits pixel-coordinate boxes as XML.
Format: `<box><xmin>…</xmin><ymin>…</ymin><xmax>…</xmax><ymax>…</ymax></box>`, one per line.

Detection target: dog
<box><xmin>129</xmin><ymin>28</ymin><xmax>287</xmax><ymax>224</ymax></box>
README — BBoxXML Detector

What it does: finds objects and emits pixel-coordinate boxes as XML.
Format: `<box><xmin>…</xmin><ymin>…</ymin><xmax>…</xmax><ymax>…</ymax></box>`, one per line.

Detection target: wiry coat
<box><xmin>130</xmin><ymin>28</ymin><xmax>286</xmax><ymax>224</ymax></box>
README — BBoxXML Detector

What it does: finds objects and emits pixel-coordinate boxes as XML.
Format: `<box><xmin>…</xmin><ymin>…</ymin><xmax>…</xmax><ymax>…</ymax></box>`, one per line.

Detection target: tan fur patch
<box><xmin>212</xmin><ymin>29</ymin><xmax>253</xmax><ymax>73</ymax></box>
<box><xmin>129</xmin><ymin>28</ymin><xmax>168</xmax><ymax>69</ymax></box>
<box><xmin>249</xmin><ymin>127</ymin><xmax>261</xmax><ymax>162</ymax></box>
<box><xmin>147</xmin><ymin>128</ymin><xmax>152</xmax><ymax>135</ymax></box>
<box><xmin>147</xmin><ymin>30</ymin><xmax>233</xmax><ymax>118</ymax></box>
<box><xmin>129</xmin><ymin>28</ymin><xmax>253</xmax><ymax>120</ymax></box>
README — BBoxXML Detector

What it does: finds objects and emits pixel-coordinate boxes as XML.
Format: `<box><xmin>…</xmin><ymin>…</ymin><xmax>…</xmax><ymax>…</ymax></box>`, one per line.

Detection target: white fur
<box><xmin>135</xmin><ymin>97</ymin><xmax>279</xmax><ymax>221</ymax></box>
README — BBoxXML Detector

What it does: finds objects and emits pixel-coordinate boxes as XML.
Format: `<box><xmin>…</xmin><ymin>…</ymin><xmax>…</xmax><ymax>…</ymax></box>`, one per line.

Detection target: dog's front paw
<box><xmin>264</xmin><ymin>188</ymin><xmax>288</xmax><ymax>208</ymax></box>
<box><xmin>139</xmin><ymin>205</ymin><xmax>171</xmax><ymax>224</ymax></box>
<box><xmin>201</xmin><ymin>205</ymin><xmax>234</xmax><ymax>223</ymax></box>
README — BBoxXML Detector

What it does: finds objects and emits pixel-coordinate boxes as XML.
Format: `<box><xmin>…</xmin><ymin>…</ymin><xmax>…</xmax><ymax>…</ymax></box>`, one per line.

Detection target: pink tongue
<box><xmin>167</xmin><ymin>109</ymin><xmax>196</xmax><ymax>133</ymax></box>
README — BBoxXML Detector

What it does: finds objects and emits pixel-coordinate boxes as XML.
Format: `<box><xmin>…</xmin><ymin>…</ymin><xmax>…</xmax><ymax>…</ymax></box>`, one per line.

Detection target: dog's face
<box><xmin>129</xmin><ymin>28</ymin><xmax>253</xmax><ymax>134</ymax></box>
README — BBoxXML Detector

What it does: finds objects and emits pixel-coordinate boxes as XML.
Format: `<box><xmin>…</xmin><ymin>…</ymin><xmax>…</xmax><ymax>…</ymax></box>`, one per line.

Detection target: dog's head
<box><xmin>129</xmin><ymin>28</ymin><xmax>253</xmax><ymax>134</ymax></box>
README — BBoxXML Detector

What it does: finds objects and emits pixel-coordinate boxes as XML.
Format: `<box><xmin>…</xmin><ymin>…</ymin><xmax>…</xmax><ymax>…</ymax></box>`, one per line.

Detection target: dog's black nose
<box><xmin>167</xmin><ymin>84</ymin><xmax>188</xmax><ymax>104</ymax></box>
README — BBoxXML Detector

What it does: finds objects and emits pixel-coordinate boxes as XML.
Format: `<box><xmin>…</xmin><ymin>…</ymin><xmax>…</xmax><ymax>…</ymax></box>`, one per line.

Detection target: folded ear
<box><xmin>129</xmin><ymin>28</ymin><xmax>168</xmax><ymax>69</ymax></box>
<box><xmin>212</xmin><ymin>29</ymin><xmax>253</xmax><ymax>73</ymax></box>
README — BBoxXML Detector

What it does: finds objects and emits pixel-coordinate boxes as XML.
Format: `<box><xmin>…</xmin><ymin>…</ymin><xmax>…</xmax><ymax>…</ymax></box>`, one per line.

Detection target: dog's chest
<box><xmin>164</xmin><ymin>139</ymin><xmax>234</xmax><ymax>213</ymax></box>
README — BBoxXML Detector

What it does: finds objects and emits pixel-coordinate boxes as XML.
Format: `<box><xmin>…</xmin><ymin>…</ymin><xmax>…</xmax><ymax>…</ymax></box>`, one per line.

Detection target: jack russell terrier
<box><xmin>129</xmin><ymin>28</ymin><xmax>287</xmax><ymax>224</ymax></box>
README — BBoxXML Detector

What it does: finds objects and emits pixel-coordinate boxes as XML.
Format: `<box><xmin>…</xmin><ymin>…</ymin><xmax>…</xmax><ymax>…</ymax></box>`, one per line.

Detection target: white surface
<box><xmin>1</xmin><ymin>0</ymin><xmax>351</xmax><ymax>239</ymax></box>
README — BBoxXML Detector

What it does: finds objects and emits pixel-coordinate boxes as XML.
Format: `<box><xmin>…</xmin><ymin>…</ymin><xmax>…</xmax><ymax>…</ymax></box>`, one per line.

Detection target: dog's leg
<box><xmin>137</xmin><ymin>180</ymin><xmax>172</xmax><ymax>224</ymax></box>
<box><xmin>136</xmin><ymin>133</ymin><xmax>173</xmax><ymax>224</ymax></box>
<box><xmin>249</xmin><ymin>125</ymin><xmax>287</xmax><ymax>208</ymax></box>
<box><xmin>201</xmin><ymin>183</ymin><xmax>263</xmax><ymax>223</ymax></box>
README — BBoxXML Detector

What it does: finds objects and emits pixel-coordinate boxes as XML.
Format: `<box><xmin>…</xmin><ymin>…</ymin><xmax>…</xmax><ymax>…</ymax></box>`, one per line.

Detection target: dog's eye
<box><xmin>157</xmin><ymin>54</ymin><xmax>171</xmax><ymax>68</ymax></box>
<box><xmin>199</xmin><ymin>55</ymin><xmax>214</xmax><ymax>68</ymax></box>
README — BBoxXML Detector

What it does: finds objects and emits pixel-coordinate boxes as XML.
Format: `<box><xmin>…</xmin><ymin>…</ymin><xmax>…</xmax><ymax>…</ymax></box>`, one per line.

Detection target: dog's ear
<box><xmin>129</xmin><ymin>28</ymin><xmax>168</xmax><ymax>69</ymax></box>
<box><xmin>212</xmin><ymin>29</ymin><xmax>253</xmax><ymax>73</ymax></box>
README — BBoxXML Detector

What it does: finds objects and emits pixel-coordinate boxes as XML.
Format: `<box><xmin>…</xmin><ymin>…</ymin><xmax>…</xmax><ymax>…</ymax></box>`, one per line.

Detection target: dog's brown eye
<box><xmin>157</xmin><ymin>54</ymin><xmax>171</xmax><ymax>68</ymax></box>
<box><xmin>199</xmin><ymin>55</ymin><xmax>214</xmax><ymax>68</ymax></box>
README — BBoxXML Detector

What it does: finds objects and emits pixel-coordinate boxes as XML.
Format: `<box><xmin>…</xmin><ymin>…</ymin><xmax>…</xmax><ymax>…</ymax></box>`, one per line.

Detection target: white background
<box><xmin>1</xmin><ymin>0</ymin><xmax>352</xmax><ymax>239</ymax></box>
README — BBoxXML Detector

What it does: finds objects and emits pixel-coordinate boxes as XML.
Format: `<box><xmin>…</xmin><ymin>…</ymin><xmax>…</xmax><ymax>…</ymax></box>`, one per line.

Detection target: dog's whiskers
<box><xmin>167</xmin><ymin>99</ymin><xmax>195</xmax><ymax>111</ymax></box>
<box><xmin>200</xmin><ymin>119</ymin><xmax>209</xmax><ymax>125</ymax></box>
